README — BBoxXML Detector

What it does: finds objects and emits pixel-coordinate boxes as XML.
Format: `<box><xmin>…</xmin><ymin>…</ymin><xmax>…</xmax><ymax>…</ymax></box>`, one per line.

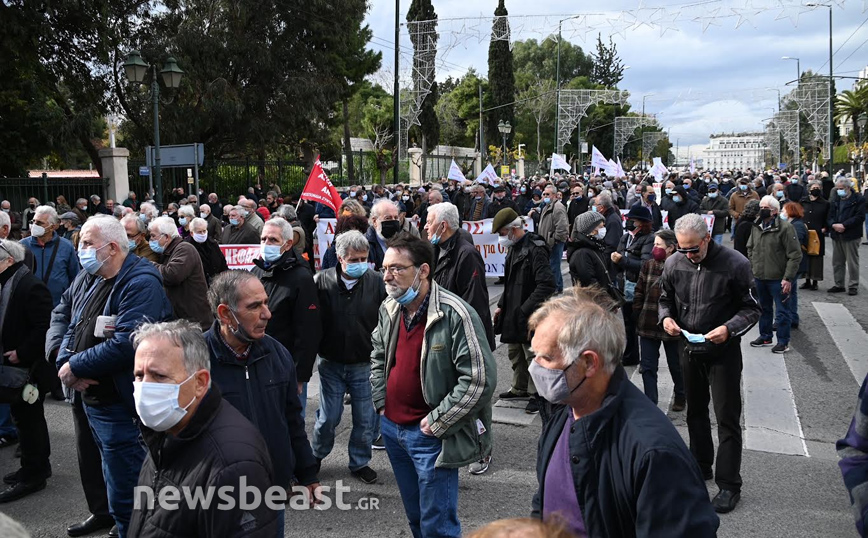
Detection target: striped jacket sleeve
<box><xmin>837</xmin><ymin>372</ymin><xmax>868</xmax><ymax>537</ymax></box>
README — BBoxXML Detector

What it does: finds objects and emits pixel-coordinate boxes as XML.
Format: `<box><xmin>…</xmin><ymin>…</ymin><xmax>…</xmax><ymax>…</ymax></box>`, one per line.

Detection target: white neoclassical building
<box><xmin>703</xmin><ymin>133</ymin><xmax>767</xmax><ymax>171</ymax></box>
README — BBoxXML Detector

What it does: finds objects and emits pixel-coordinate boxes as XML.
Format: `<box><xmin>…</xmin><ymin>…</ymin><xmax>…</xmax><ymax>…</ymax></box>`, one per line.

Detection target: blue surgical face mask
<box><xmin>149</xmin><ymin>239</ymin><xmax>164</xmax><ymax>254</ymax></box>
<box><xmin>260</xmin><ymin>244</ymin><xmax>283</xmax><ymax>263</ymax></box>
<box><xmin>389</xmin><ymin>268</ymin><xmax>421</xmax><ymax>306</ymax></box>
<box><xmin>429</xmin><ymin>222</ymin><xmax>444</xmax><ymax>245</ymax></box>
<box><xmin>344</xmin><ymin>262</ymin><xmax>368</xmax><ymax>278</ymax></box>
<box><xmin>708</xmin><ymin>192</ymin><xmax>718</xmax><ymax>199</ymax></box>
<box><xmin>520</xmin><ymin>187</ymin><xmax>527</xmax><ymax>194</ymax></box>
<box><xmin>591</xmin><ymin>205</ymin><xmax>598</xmax><ymax>213</ymax></box>
<box><xmin>543</xmin><ymin>197</ymin><xmax>551</xmax><ymax>204</ymax></box>
<box><xmin>775</xmin><ymin>191</ymin><xmax>784</xmax><ymax>199</ymax></box>
<box><xmin>229</xmin><ymin>218</ymin><xmax>240</xmax><ymax>227</ymax></box>
<box><xmin>740</xmin><ymin>184</ymin><xmax>748</xmax><ymax>191</ymax></box>
<box><xmin>838</xmin><ymin>188</ymin><xmax>847</xmax><ymax>197</ymax></box>
<box><xmin>179</xmin><ymin>217</ymin><xmax>188</xmax><ymax>226</ymax></box>
<box><xmin>78</xmin><ymin>244</ymin><xmax>109</xmax><ymax>275</ymax></box>
<box><xmin>665</xmin><ymin>188</ymin><xmax>674</xmax><ymax>195</ymax></box>
<box><xmin>128</xmin><ymin>239</ymin><xmax>137</xmax><ymax>251</ymax></box>
<box><xmin>673</xmin><ymin>195</ymin><xmax>683</xmax><ymax>203</ymax></box>
<box><xmin>139</xmin><ymin>213</ymin><xmax>148</xmax><ymax>222</ymax></box>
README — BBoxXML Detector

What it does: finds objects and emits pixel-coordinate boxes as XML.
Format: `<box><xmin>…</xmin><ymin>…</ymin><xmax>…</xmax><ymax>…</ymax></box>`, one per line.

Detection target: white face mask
<box><xmin>596</xmin><ymin>227</ymin><xmax>608</xmax><ymax>240</ymax></box>
<box><xmin>30</xmin><ymin>223</ymin><xmax>46</xmax><ymax>237</ymax></box>
<box><xmin>192</xmin><ymin>232</ymin><xmax>208</xmax><ymax>243</ymax></box>
<box><xmin>133</xmin><ymin>373</ymin><xmax>197</xmax><ymax>432</ymax></box>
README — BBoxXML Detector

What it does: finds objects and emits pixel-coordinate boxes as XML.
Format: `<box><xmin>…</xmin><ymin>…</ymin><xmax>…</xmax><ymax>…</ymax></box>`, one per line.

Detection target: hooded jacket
<box><xmin>496</xmin><ymin>232</ymin><xmax>556</xmax><ymax>344</ymax></box>
<box><xmin>251</xmin><ymin>250</ymin><xmax>321</xmax><ymax>383</ymax></box>
<box><xmin>531</xmin><ymin>367</ymin><xmax>719</xmax><ymax>537</ymax></box>
<box><xmin>52</xmin><ymin>254</ymin><xmax>174</xmax><ymax>412</ymax></box>
<box><xmin>204</xmin><ymin>322</ymin><xmax>319</xmax><ymax>488</ymax></box>
<box><xmin>371</xmin><ymin>282</ymin><xmax>496</xmax><ymax>468</ymax></box>
<box><xmin>128</xmin><ymin>385</ymin><xmax>278</xmax><ymax>537</ymax></box>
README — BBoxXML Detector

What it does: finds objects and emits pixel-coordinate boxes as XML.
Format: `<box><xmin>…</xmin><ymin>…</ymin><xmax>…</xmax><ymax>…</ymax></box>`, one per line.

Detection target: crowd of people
<box><xmin>0</xmin><ymin>163</ymin><xmax>865</xmax><ymax>538</ymax></box>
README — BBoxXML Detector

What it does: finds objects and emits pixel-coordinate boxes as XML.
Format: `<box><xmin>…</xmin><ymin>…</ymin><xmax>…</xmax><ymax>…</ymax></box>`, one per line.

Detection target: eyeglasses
<box><xmin>571</xmin><ymin>192</ymin><xmax>581</xmax><ymax>196</ymax></box>
<box><xmin>381</xmin><ymin>264</ymin><xmax>413</xmax><ymax>276</ymax></box>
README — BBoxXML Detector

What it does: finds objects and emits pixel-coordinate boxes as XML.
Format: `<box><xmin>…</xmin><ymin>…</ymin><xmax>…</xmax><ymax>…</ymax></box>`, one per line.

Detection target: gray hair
<box><xmin>262</xmin><ymin>217</ymin><xmax>293</xmax><ymax>242</ymax></box>
<box><xmin>112</xmin><ymin>205</ymin><xmax>125</xmax><ymax>219</ymax></box>
<box><xmin>178</xmin><ymin>205</ymin><xmax>195</xmax><ymax>218</ymax></box>
<box><xmin>81</xmin><ymin>215</ymin><xmax>130</xmax><ymax>254</ymax></box>
<box><xmin>90</xmin><ymin>195</ymin><xmax>101</xmax><ymax>203</ymax></box>
<box><xmin>428</xmin><ymin>203</ymin><xmax>460</xmax><ymax>231</ymax></box>
<box><xmin>673</xmin><ymin>213</ymin><xmax>709</xmax><ymax>239</ymax></box>
<box><xmin>149</xmin><ymin>216</ymin><xmax>180</xmax><ymax>238</ymax></box>
<box><xmin>133</xmin><ymin>320</ymin><xmax>211</xmax><ymax>377</ymax></box>
<box><xmin>428</xmin><ymin>190</ymin><xmax>443</xmax><ymax>204</ymax></box>
<box><xmin>231</xmin><ymin>205</ymin><xmax>246</xmax><ymax>220</ymax></box>
<box><xmin>34</xmin><ymin>205</ymin><xmax>59</xmax><ymax>226</ymax></box>
<box><xmin>207</xmin><ymin>270</ymin><xmax>260</xmax><ymax>315</ymax></box>
<box><xmin>199</xmin><ymin>204</ymin><xmax>212</xmax><ymax>216</ymax></box>
<box><xmin>506</xmin><ymin>216</ymin><xmax>523</xmax><ymax>230</ymax></box>
<box><xmin>808</xmin><ymin>180</ymin><xmax>822</xmax><ymax>190</ymax></box>
<box><xmin>335</xmin><ymin>229</ymin><xmax>370</xmax><ymax>259</ymax></box>
<box><xmin>760</xmin><ymin>195</ymin><xmax>781</xmax><ymax>212</ymax></box>
<box><xmin>0</xmin><ymin>240</ymin><xmax>25</xmax><ymax>263</ymax></box>
<box><xmin>76</xmin><ymin>198</ymin><xmax>88</xmax><ymax>207</ymax></box>
<box><xmin>189</xmin><ymin>217</ymin><xmax>208</xmax><ymax>233</ymax></box>
<box><xmin>370</xmin><ymin>199</ymin><xmax>399</xmax><ymax>220</ymax></box>
<box><xmin>121</xmin><ymin>214</ymin><xmax>147</xmax><ymax>234</ymax></box>
<box><xmin>836</xmin><ymin>177</ymin><xmax>851</xmax><ymax>188</ymax></box>
<box><xmin>528</xmin><ymin>287</ymin><xmax>626</xmax><ymax>373</ymax></box>
<box><xmin>0</xmin><ymin>211</ymin><xmax>9</xmax><ymax>231</ymax></box>
<box><xmin>139</xmin><ymin>202</ymin><xmax>159</xmax><ymax>221</ymax></box>
<box><xmin>595</xmin><ymin>190</ymin><xmax>614</xmax><ymax>209</ymax></box>
<box><xmin>272</xmin><ymin>204</ymin><xmax>298</xmax><ymax>222</ymax></box>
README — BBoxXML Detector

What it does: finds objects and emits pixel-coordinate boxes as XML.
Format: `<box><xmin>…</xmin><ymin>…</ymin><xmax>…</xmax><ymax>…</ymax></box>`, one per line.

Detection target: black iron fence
<box><xmin>0</xmin><ymin>174</ymin><xmax>108</xmax><ymax>213</ymax></box>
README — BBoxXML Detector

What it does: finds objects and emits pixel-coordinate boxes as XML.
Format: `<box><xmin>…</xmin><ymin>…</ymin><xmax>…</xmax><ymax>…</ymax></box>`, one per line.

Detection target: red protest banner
<box><xmin>300</xmin><ymin>156</ymin><xmax>341</xmax><ymax>213</ymax></box>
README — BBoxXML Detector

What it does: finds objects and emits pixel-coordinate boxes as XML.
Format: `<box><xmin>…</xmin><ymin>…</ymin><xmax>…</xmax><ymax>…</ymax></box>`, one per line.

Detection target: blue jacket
<box><xmin>532</xmin><ymin>367</ymin><xmax>719</xmax><ymax>537</ymax></box>
<box><xmin>54</xmin><ymin>254</ymin><xmax>173</xmax><ymax>411</ymax></box>
<box><xmin>22</xmin><ymin>233</ymin><xmax>80</xmax><ymax>306</ymax></box>
<box><xmin>204</xmin><ymin>322</ymin><xmax>318</xmax><ymax>488</ymax></box>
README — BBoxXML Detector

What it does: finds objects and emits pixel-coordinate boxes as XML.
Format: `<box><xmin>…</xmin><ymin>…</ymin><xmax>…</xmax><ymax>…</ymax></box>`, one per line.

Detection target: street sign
<box><xmin>139</xmin><ymin>166</ymin><xmax>150</xmax><ymax>176</ymax></box>
<box><xmin>581</xmin><ymin>142</ymin><xmax>588</xmax><ymax>154</ymax></box>
<box><xmin>145</xmin><ymin>143</ymin><xmax>205</xmax><ymax>168</ymax></box>
<box><xmin>500</xmin><ymin>165</ymin><xmax>509</xmax><ymax>177</ymax></box>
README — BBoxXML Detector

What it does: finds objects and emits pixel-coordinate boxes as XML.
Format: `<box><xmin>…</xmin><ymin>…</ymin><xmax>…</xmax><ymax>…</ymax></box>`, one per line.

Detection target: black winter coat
<box><xmin>567</xmin><ymin>233</ymin><xmax>609</xmax><ymax>289</ymax></box>
<box><xmin>486</xmin><ymin>196</ymin><xmax>518</xmax><ymax>219</ymax></box>
<box><xmin>184</xmin><ymin>236</ymin><xmax>229</xmax><ymax>285</ymax></box>
<box><xmin>567</xmin><ymin>198</ymin><xmax>589</xmax><ymax>234</ymax></box>
<box><xmin>365</xmin><ymin>227</ymin><xmax>387</xmax><ymax>271</ymax></box>
<box><xmin>433</xmin><ymin>232</ymin><xmax>495</xmax><ymax>350</ymax></box>
<box><xmin>204</xmin><ymin>323</ymin><xmax>318</xmax><ymax>488</ymax></box>
<box><xmin>496</xmin><ymin>232</ymin><xmax>555</xmax><ymax>344</ymax></box>
<box><xmin>801</xmin><ymin>196</ymin><xmax>829</xmax><ymax>256</ymax></box>
<box><xmin>733</xmin><ymin>217</ymin><xmax>756</xmax><ymax>258</ymax></box>
<box><xmin>828</xmin><ymin>190</ymin><xmax>867</xmax><ymax>242</ymax></box>
<box><xmin>0</xmin><ymin>264</ymin><xmax>54</xmax><ymax>391</ymax></box>
<box><xmin>531</xmin><ymin>367</ymin><xmax>720</xmax><ymax>537</ymax></box>
<box><xmin>314</xmin><ymin>266</ymin><xmax>386</xmax><ymax>364</ymax></box>
<box><xmin>128</xmin><ymin>385</ymin><xmax>278</xmax><ymax>537</ymax></box>
<box><xmin>614</xmin><ymin>230</ymin><xmax>654</xmax><ymax>284</ymax></box>
<box><xmin>251</xmin><ymin>250</ymin><xmax>322</xmax><ymax>383</ymax></box>
<box><xmin>667</xmin><ymin>197</ymin><xmax>700</xmax><ymax>230</ymax></box>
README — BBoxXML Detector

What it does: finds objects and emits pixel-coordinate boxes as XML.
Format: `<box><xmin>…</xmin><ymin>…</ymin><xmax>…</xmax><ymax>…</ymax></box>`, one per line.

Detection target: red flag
<box><xmin>300</xmin><ymin>156</ymin><xmax>341</xmax><ymax>213</ymax></box>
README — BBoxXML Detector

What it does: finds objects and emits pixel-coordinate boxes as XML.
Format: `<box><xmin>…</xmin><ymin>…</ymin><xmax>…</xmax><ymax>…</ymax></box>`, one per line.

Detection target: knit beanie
<box><xmin>574</xmin><ymin>211</ymin><xmax>605</xmax><ymax>235</ymax></box>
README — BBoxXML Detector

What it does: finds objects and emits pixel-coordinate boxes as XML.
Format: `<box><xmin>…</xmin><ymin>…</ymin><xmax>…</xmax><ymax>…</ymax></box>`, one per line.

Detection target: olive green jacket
<box><xmin>747</xmin><ymin>216</ymin><xmax>802</xmax><ymax>281</ymax></box>
<box><xmin>371</xmin><ymin>282</ymin><xmax>496</xmax><ymax>468</ymax></box>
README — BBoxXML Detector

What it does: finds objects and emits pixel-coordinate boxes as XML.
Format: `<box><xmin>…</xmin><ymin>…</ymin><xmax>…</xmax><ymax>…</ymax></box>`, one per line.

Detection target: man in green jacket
<box><xmin>371</xmin><ymin>233</ymin><xmax>496</xmax><ymax>538</ymax></box>
<box><xmin>747</xmin><ymin>195</ymin><xmax>803</xmax><ymax>354</ymax></box>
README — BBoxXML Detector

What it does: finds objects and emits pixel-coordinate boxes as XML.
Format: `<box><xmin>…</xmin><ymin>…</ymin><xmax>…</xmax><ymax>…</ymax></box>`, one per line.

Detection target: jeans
<box><xmin>712</xmin><ymin>234</ymin><xmax>723</xmax><ymax>245</ymax></box>
<box><xmin>506</xmin><ymin>343</ymin><xmax>536</xmax><ymax>395</ymax></box>
<box><xmin>755</xmin><ymin>278</ymin><xmax>791</xmax><ymax>345</ymax></box>
<box><xmin>299</xmin><ymin>382</ymin><xmax>308</xmax><ymax>419</ymax></box>
<box><xmin>0</xmin><ymin>404</ymin><xmax>18</xmax><ymax>437</ymax></box>
<box><xmin>85</xmin><ymin>402</ymin><xmax>146</xmax><ymax>538</ymax></box>
<box><xmin>312</xmin><ymin>359</ymin><xmax>374</xmax><ymax>471</ymax></box>
<box><xmin>549</xmin><ymin>241</ymin><xmax>565</xmax><ymax>293</ymax></box>
<box><xmin>381</xmin><ymin>416</ymin><xmax>460</xmax><ymax>538</ymax></box>
<box><xmin>276</xmin><ymin>508</ymin><xmax>285</xmax><ymax>537</ymax></box>
<box><xmin>682</xmin><ymin>343</ymin><xmax>743</xmax><ymax>493</ymax></box>
<box><xmin>789</xmin><ymin>281</ymin><xmax>800</xmax><ymax>326</ymax></box>
<box><xmin>639</xmin><ymin>337</ymin><xmax>685</xmax><ymax>405</ymax></box>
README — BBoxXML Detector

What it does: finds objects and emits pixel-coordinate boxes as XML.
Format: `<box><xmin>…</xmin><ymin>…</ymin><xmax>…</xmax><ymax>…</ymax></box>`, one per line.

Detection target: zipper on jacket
<box><xmin>245</xmin><ymin>365</ymin><xmax>249</xmax><ymax>380</ymax></box>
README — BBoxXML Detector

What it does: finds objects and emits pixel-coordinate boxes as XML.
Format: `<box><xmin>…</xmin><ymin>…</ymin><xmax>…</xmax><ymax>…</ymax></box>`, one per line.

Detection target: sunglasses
<box><xmin>676</xmin><ymin>245</ymin><xmax>702</xmax><ymax>254</ymax></box>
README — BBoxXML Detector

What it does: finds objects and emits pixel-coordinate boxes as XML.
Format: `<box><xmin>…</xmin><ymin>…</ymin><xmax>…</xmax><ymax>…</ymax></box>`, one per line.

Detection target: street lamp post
<box><xmin>123</xmin><ymin>50</ymin><xmax>184</xmax><ymax>211</ymax></box>
<box><xmin>640</xmin><ymin>94</ymin><xmax>654</xmax><ymax>171</ymax></box>
<box><xmin>498</xmin><ymin>121</ymin><xmax>512</xmax><ymax>169</ymax></box>
<box><xmin>782</xmin><ymin>56</ymin><xmax>800</xmax><ymax>84</ymax></box>
<box><xmin>806</xmin><ymin>3</ymin><xmax>834</xmax><ymax>174</ymax></box>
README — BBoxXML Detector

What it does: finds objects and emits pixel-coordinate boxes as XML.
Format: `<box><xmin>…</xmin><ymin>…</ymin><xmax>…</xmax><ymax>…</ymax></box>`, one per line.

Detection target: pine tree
<box><xmin>487</xmin><ymin>0</ymin><xmax>516</xmax><ymax>158</ymax></box>
<box><xmin>591</xmin><ymin>34</ymin><xmax>626</xmax><ymax>88</ymax></box>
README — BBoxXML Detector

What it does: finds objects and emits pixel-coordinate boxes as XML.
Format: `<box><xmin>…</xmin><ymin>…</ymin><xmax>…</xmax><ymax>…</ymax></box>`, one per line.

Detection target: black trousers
<box><xmin>681</xmin><ymin>343</ymin><xmax>743</xmax><ymax>493</ymax></box>
<box><xmin>622</xmin><ymin>302</ymin><xmax>640</xmax><ymax>365</ymax></box>
<box><xmin>72</xmin><ymin>394</ymin><xmax>110</xmax><ymax>518</ymax></box>
<box><xmin>10</xmin><ymin>394</ymin><xmax>51</xmax><ymax>481</ymax></box>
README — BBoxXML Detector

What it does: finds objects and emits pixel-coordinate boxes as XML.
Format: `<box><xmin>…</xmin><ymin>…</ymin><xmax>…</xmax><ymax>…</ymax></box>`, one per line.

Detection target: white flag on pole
<box><xmin>650</xmin><ymin>157</ymin><xmax>669</xmax><ymax>181</ymax></box>
<box><xmin>689</xmin><ymin>157</ymin><xmax>696</xmax><ymax>175</ymax></box>
<box><xmin>617</xmin><ymin>157</ymin><xmax>626</xmax><ymax>177</ymax></box>
<box><xmin>447</xmin><ymin>159</ymin><xmax>466</xmax><ymax>182</ymax></box>
<box><xmin>591</xmin><ymin>146</ymin><xmax>608</xmax><ymax>169</ymax></box>
<box><xmin>605</xmin><ymin>159</ymin><xmax>619</xmax><ymax>177</ymax></box>
<box><xmin>550</xmin><ymin>153</ymin><xmax>570</xmax><ymax>174</ymax></box>
<box><xmin>478</xmin><ymin>164</ymin><xmax>499</xmax><ymax>185</ymax></box>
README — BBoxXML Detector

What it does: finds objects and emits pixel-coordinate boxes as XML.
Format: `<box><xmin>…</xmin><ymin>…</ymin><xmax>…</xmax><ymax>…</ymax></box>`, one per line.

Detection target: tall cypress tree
<box><xmin>487</xmin><ymin>0</ymin><xmax>515</xmax><ymax>160</ymax></box>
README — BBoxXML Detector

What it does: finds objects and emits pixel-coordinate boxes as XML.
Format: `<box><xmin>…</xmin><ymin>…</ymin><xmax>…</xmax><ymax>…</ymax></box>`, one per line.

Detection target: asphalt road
<box><xmin>0</xmin><ymin>238</ymin><xmax>864</xmax><ymax>537</ymax></box>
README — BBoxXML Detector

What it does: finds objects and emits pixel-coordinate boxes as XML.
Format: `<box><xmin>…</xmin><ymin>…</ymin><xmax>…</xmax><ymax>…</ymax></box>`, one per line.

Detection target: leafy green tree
<box><xmin>512</xmin><ymin>37</ymin><xmax>594</xmax><ymax>89</ymax></box>
<box><xmin>486</xmin><ymin>0</ymin><xmax>516</xmax><ymax>151</ymax></box>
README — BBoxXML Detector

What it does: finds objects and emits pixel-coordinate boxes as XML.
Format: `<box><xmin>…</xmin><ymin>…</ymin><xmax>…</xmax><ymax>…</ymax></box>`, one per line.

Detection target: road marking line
<box><xmin>742</xmin><ymin>326</ymin><xmax>809</xmax><ymax>457</ymax></box>
<box><xmin>813</xmin><ymin>301</ymin><xmax>868</xmax><ymax>385</ymax></box>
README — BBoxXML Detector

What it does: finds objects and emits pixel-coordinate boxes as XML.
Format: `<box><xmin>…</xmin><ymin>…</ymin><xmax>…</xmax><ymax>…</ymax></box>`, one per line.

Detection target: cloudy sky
<box><xmin>364</xmin><ymin>0</ymin><xmax>868</xmax><ymax>155</ymax></box>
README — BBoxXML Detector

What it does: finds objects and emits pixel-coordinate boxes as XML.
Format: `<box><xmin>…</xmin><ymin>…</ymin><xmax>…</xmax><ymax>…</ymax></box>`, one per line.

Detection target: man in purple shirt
<box><xmin>529</xmin><ymin>288</ymin><xmax>719</xmax><ymax>537</ymax></box>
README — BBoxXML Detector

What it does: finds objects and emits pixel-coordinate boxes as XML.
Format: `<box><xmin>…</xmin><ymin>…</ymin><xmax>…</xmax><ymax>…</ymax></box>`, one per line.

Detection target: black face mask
<box><xmin>380</xmin><ymin>220</ymin><xmax>401</xmax><ymax>239</ymax></box>
<box><xmin>810</xmin><ymin>189</ymin><xmax>822</xmax><ymax>198</ymax></box>
<box><xmin>759</xmin><ymin>208</ymin><xmax>772</xmax><ymax>221</ymax></box>
<box><xmin>625</xmin><ymin>220</ymin><xmax>636</xmax><ymax>232</ymax></box>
